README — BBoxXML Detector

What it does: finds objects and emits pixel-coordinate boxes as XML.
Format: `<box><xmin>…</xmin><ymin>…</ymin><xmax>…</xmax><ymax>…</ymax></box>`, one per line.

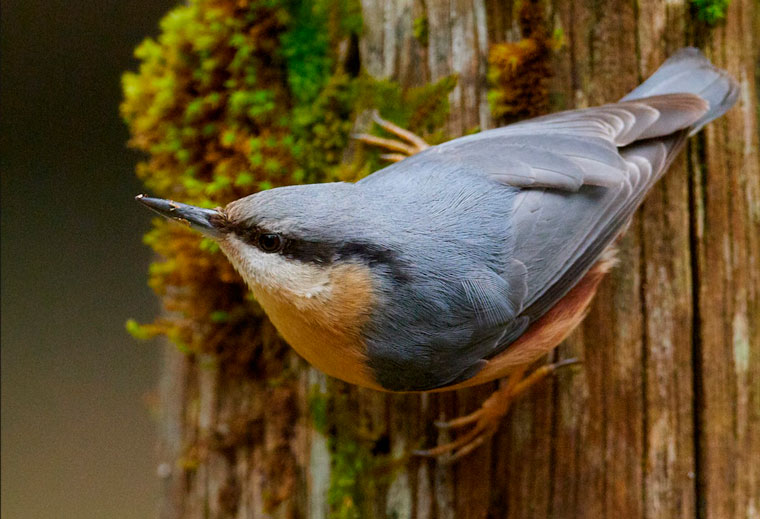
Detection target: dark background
<box><xmin>2</xmin><ymin>1</ymin><xmax>179</xmax><ymax>517</ymax></box>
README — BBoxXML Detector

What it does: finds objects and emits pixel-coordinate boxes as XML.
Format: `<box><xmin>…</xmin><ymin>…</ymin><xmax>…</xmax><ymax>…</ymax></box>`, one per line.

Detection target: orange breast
<box><xmin>252</xmin><ymin>263</ymin><xmax>384</xmax><ymax>391</ymax></box>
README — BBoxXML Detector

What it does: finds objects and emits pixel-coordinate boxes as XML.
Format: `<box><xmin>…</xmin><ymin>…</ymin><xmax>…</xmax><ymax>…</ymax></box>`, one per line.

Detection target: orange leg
<box><xmin>353</xmin><ymin>111</ymin><xmax>430</xmax><ymax>161</ymax></box>
<box><xmin>415</xmin><ymin>358</ymin><xmax>580</xmax><ymax>463</ymax></box>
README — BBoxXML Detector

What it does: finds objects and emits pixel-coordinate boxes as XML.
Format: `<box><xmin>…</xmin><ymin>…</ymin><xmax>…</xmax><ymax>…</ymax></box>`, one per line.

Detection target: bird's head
<box><xmin>136</xmin><ymin>183</ymin><xmax>382</xmax><ymax>300</ymax></box>
<box><xmin>136</xmin><ymin>184</ymin><xmax>391</xmax><ymax>389</ymax></box>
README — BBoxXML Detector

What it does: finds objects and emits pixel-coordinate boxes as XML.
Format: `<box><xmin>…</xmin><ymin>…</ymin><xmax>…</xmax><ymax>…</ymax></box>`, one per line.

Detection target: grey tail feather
<box><xmin>620</xmin><ymin>47</ymin><xmax>739</xmax><ymax>135</ymax></box>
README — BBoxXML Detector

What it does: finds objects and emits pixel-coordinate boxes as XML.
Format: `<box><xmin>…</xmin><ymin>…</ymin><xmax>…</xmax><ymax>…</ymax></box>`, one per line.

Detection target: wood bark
<box><xmin>156</xmin><ymin>1</ymin><xmax>759</xmax><ymax>517</ymax></box>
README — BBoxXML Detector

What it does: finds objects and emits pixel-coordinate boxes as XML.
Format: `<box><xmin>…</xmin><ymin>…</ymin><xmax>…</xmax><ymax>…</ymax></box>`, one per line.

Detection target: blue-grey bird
<box><xmin>137</xmin><ymin>48</ymin><xmax>737</xmax><ymax>455</ymax></box>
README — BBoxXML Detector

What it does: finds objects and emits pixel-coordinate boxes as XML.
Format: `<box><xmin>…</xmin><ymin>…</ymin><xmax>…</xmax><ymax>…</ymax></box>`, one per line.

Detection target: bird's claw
<box><xmin>353</xmin><ymin>110</ymin><xmax>429</xmax><ymax>161</ymax></box>
<box><xmin>416</xmin><ymin>358</ymin><xmax>581</xmax><ymax>463</ymax></box>
<box><xmin>416</xmin><ymin>407</ymin><xmax>502</xmax><ymax>463</ymax></box>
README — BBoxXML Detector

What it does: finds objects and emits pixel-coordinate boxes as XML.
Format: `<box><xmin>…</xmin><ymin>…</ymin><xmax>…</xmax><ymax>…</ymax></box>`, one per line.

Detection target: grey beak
<box><xmin>135</xmin><ymin>195</ymin><xmax>226</xmax><ymax>238</ymax></box>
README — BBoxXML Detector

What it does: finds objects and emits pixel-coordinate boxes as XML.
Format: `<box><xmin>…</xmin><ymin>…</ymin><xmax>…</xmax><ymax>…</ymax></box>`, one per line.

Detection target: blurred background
<box><xmin>1</xmin><ymin>1</ymin><xmax>179</xmax><ymax>517</ymax></box>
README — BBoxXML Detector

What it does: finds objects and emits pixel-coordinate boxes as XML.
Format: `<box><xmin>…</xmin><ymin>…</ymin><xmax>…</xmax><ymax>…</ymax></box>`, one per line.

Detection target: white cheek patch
<box><xmin>221</xmin><ymin>235</ymin><xmax>331</xmax><ymax>300</ymax></box>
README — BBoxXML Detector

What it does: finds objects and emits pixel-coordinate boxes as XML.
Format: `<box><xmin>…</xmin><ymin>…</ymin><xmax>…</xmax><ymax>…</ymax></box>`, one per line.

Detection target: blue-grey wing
<box><xmin>359</xmin><ymin>48</ymin><xmax>737</xmax><ymax>391</ymax></box>
<box><xmin>415</xmin><ymin>49</ymin><xmax>737</xmax><ymax>318</ymax></box>
<box><xmin>363</xmin><ymin>93</ymin><xmax>708</xmax><ymax>329</ymax></box>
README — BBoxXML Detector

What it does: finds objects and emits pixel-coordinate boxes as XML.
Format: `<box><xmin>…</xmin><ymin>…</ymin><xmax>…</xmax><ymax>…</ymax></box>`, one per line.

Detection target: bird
<box><xmin>137</xmin><ymin>48</ymin><xmax>738</xmax><ymax>460</ymax></box>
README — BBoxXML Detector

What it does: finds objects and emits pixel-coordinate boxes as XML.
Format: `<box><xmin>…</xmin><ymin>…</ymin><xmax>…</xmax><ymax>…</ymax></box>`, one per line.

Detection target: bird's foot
<box><xmin>414</xmin><ymin>358</ymin><xmax>580</xmax><ymax>463</ymax></box>
<box><xmin>352</xmin><ymin>110</ymin><xmax>430</xmax><ymax>161</ymax></box>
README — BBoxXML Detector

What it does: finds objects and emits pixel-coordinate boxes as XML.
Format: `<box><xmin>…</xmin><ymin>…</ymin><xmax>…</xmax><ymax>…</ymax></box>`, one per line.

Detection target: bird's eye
<box><xmin>258</xmin><ymin>233</ymin><xmax>283</xmax><ymax>253</ymax></box>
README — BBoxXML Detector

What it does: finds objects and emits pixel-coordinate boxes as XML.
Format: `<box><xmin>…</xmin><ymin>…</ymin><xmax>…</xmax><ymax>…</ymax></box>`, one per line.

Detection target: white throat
<box><xmin>220</xmin><ymin>235</ymin><xmax>332</xmax><ymax>301</ymax></box>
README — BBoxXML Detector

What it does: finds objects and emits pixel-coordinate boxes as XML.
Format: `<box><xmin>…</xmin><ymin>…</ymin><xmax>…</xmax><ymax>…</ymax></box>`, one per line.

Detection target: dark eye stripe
<box><xmin>230</xmin><ymin>224</ymin><xmax>267</xmax><ymax>248</ymax></box>
<box><xmin>229</xmin><ymin>222</ymin><xmax>409</xmax><ymax>282</ymax></box>
<box><xmin>282</xmin><ymin>239</ymin><xmax>334</xmax><ymax>264</ymax></box>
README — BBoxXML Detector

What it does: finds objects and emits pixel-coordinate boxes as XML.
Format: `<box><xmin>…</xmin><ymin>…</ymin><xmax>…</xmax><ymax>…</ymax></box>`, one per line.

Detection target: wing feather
<box><xmin>359</xmin><ymin>48</ymin><xmax>738</xmax><ymax>389</ymax></box>
<box><xmin>421</xmin><ymin>92</ymin><xmax>708</xmax><ymax>323</ymax></box>
<box><xmin>431</xmin><ymin>93</ymin><xmax>705</xmax><ymax>193</ymax></box>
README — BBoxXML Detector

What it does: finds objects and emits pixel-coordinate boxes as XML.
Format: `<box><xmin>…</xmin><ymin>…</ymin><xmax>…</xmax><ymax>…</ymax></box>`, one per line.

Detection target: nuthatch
<box><xmin>137</xmin><ymin>48</ymin><xmax>737</xmax><ymax>459</ymax></box>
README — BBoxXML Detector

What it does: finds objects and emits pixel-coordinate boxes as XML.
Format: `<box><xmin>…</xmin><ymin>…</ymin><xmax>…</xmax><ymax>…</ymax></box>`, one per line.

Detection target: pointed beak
<box><xmin>135</xmin><ymin>195</ymin><xmax>226</xmax><ymax>239</ymax></box>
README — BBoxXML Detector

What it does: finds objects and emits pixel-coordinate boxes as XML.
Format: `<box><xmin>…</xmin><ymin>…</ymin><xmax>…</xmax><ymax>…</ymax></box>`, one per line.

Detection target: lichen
<box><xmin>487</xmin><ymin>0</ymin><xmax>560</xmax><ymax>124</ymax></box>
<box><xmin>691</xmin><ymin>0</ymin><xmax>731</xmax><ymax>25</ymax></box>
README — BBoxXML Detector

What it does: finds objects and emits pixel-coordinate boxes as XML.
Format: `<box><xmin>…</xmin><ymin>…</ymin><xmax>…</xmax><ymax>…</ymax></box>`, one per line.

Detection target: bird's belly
<box><xmin>250</xmin><ymin>264</ymin><xmax>384</xmax><ymax>391</ymax></box>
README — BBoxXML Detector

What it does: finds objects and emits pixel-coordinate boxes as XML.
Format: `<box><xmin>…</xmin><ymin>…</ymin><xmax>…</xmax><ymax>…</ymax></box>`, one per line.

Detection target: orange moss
<box><xmin>487</xmin><ymin>0</ymin><xmax>554</xmax><ymax>123</ymax></box>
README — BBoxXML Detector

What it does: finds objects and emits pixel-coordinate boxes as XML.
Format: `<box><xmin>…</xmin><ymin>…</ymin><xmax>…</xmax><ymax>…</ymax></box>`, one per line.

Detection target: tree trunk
<box><xmin>156</xmin><ymin>1</ymin><xmax>759</xmax><ymax>518</ymax></box>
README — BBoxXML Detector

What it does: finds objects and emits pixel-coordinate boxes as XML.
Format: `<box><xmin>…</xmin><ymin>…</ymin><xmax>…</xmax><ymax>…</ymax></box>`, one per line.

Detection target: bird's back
<box><xmin>355</xmin><ymin>48</ymin><xmax>738</xmax><ymax>392</ymax></box>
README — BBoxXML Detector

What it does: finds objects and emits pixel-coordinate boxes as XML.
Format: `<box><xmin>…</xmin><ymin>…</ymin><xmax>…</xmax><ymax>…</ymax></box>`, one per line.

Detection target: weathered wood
<box><xmin>156</xmin><ymin>1</ymin><xmax>759</xmax><ymax>517</ymax></box>
<box><xmin>637</xmin><ymin>4</ymin><xmax>698</xmax><ymax>518</ymax></box>
<box><xmin>692</xmin><ymin>1</ymin><xmax>760</xmax><ymax>516</ymax></box>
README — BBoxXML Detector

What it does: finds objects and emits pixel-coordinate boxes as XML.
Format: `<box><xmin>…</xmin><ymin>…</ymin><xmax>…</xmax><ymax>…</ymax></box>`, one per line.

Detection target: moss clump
<box><xmin>361</xmin><ymin>76</ymin><xmax>456</xmax><ymax>140</ymax></box>
<box><xmin>329</xmin><ymin>437</ymin><xmax>374</xmax><ymax>519</ymax></box>
<box><xmin>354</xmin><ymin>75</ymin><xmax>457</xmax><ymax>174</ymax></box>
<box><xmin>123</xmin><ymin>0</ymin><xmax>455</xmax><ymax>513</ymax></box>
<box><xmin>121</xmin><ymin>0</ymin><xmax>363</xmax><ymax>363</ymax></box>
<box><xmin>123</xmin><ymin>0</ymin><xmax>288</xmax><ymax>366</ymax></box>
<box><xmin>691</xmin><ymin>0</ymin><xmax>731</xmax><ymax>25</ymax></box>
<box><xmin>308</xmin><ymin>384</ymin><xmax>330</xmax><ymax>434</ymax></box>
<box><xmin>290</xmin><ymin>71</ymin><xmax>359</xmax><ymax>182</ymax></box>
<box><xmin>310</xmin><ymin>383</ymin><xmax>395</xmax><ymax>519</ymax></box>
<box><xmin>487</xmin><ymin>0</ymin><xmax>559</xmax><ymax>124</ymax></box>
<box><xmin>412</xmin><ymin>16</ymin><xmax>428</xmax><ymax>46</ymax></box>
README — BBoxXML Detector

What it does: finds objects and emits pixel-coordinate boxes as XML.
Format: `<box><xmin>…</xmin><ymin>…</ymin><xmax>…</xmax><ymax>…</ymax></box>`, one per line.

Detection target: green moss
<box><xmin>353</xmin><ymin>74</ymin><xmax>457</xmax><ymax>173</ymax></box>
<box><xmin>309</xmin><ymin>383</ymin><xmax>377</xmax><ymax>519</ymax></box>
<box><xmin>122</xmin><ymin>0</ymin><xmax>355</xmax><ymax>358</ymax></box>
<box><xmin>359</xmin><ymin>75</ymin><xmax>456</xmax><ymax>136</ymax></box>
<box><xmin>124</xmin><ymin>0</ymin><xmax>453</xmax><ymax>511</ymax></box>
<box><xmin>328</xmin><ymin>438</ymin><xmax>372</xmax><ymax>519</ymax></box>
<box><xmin>412</xmin><ymin>16</ymin><xmax>428</xmax><ymax>46</ymax></box>
<box><xmin>290</xmin><ymin>71</ymin><xmax>360</xmax><ymax>182</ymax></box>
<box><xmin>551</xmin><ymin>26</ymin><xmax>565</xmax><ymax>50</ymax></box>
<box><xmin>324</xmin><ymin>384</ymin><xmax>391</xmax><ymax>519</ymax></box>
<box><xmin>209</xmin><ymin>310</ymin><xmax>231</xmax><ymax>323</ymax></box>
<box><xmin>125</xmin><ymin>318</ymin><xmax>161</xmax><ymax>340</ymax></box>
<box><xmin>280</xmin><ymin>1</ymin><xmax>333</xmax><ymax>105</ymax></box>
<box><xmin>691</xmin><ymin>0</ymin><xmax>731</xmax><ymax>25</ymax></box>
<box><xmin>308</xmin><ymin>385</ymin><xmax>329</xmax><ymax>434</ymax></box>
